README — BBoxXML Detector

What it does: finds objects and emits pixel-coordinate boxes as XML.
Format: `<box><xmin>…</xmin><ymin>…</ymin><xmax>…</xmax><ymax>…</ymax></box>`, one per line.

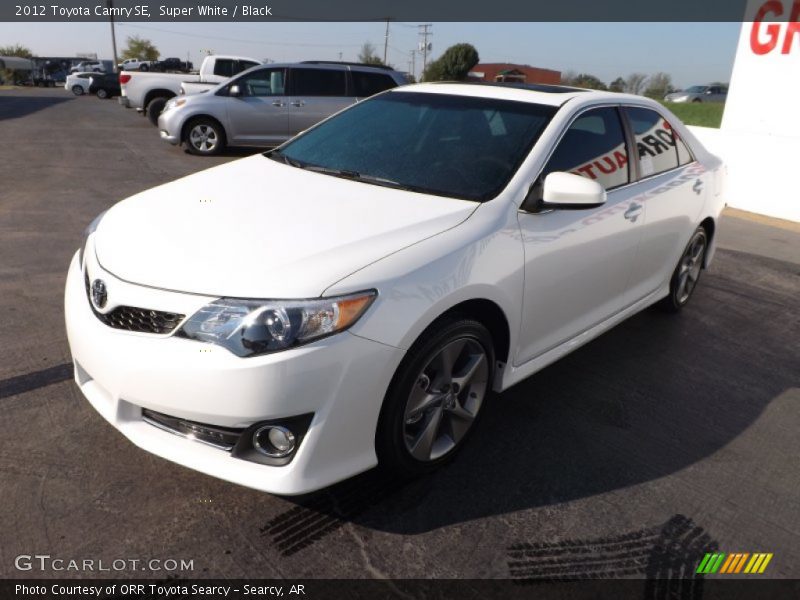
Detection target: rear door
<box><xmin>287</xmin><ymin>67</ymin><xmax>352</xmax><ymax>135</ymax></box>
<box><xmin>224</xmin><ymin>67</ymin><xmax>289</xmax><ymax>145</ymax></box>
<box><xmin>621</xmin><ymin>106</ymin><xmax>708</xmax><ymax>302</ymax></box>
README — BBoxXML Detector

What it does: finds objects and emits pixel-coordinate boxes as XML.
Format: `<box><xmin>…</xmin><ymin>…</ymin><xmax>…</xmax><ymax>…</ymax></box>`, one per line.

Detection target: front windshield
<box><xmin>272</xmin><ymin>91</ymin><xmax>557</xmax><ymax>202</ymax></box>
<box><xmin>685</xmin><ymin>86</ymin><xmax>708</xmax><ymax>93</ymax></box>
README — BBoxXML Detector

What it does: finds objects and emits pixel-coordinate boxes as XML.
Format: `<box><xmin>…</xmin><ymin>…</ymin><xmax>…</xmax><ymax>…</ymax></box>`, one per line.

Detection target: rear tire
<box><xmin>184</xmin><ymin>117</ymin><xmax>226</xmax><ymax>156</ymax></box>
<box><xmin>658</xmin><ymin>227</ymin><xmax>708</xmax><ymax>313</ymax></box>
<box><xmin>146</xmin><ymin>96</ymin><xmax>169</xmax><ymax>126</ymax></box>
<box><xmin>376</xmin><ymin>316</ymin><xmax>495</xmax><ymax>477</ymax></box>
<box><xmin>139</xmin><ymin>64</ymin><xmax>149</xmax><ymax>72</ymax></box>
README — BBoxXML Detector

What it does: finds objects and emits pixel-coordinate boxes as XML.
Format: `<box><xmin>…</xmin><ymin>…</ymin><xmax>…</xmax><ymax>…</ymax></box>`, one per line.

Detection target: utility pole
<box><xmin>108</xmin><ymin>0</ymin><xmax>119</xmax><ymax>72</ymax></box>
<box><xmin>383</xmin><ymin>18</ymin><xmax>390</xmax><ymax>65</ymax></box>
<box><xmin>418</xmin><ymin>24</ymin><xmax>432</xmax><ymax>77</ymax></box>
<box><xmin>410</xmin><ymin>49</ymin><xmax>416</xmax><ymax>81</ymax></box>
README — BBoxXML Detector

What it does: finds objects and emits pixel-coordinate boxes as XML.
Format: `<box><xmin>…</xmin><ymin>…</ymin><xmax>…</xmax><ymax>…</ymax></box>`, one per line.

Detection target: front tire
<box><xmin>71</xmin><ymin>85</ymin><xmax>84</xmax><ymax>96</ymax></box>
<box><xmin>376</xmin><ymin>316</ymin><xmax>495</xmax><ymax>477</ymax></box>
<box><xmin>658</xmin><ymin>227</ymin><xmax>708</xmax><ymax>313</ymax></box>
<box><xmin>184</xmin><ymin>117</ymin><xmax>226</xmax><ymax>156</ymax></box>
<box><xmin>139</xmin><ymin>64</ymin><xmax>149</xmax><ymax>72</ymax></box>
<box><xmin>96</xmin><ymin>88</ymin><xmax>108</xmax><ymax>99</ymax></box>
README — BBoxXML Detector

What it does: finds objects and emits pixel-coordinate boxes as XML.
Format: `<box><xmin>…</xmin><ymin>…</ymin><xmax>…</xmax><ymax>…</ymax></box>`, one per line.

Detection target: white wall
<box><xmin>697</xmin><ymin>0</ymin><xmax>800</xmax><ymax>223</ymax></box>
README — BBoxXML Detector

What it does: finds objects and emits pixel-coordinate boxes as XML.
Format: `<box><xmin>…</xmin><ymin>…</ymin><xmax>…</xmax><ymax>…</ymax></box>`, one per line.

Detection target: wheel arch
<box><xmin>143</xmin><ymin>88</ymin><xmax>176</xmax><ymax>108</ymax></box>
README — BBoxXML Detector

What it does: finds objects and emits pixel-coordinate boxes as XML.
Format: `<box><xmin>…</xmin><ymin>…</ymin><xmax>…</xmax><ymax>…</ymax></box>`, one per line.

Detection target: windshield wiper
<box><xmin>266</xmin><ymin>149</ymin><xmax>303</xmax><ymax>168</ymax></box>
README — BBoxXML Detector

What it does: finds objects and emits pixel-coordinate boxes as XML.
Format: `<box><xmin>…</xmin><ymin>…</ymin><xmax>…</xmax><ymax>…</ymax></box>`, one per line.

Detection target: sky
<box><xmin>0</xmin><ymin>21</ymin><xmax>742</xmax><ymax>87</ymax></box>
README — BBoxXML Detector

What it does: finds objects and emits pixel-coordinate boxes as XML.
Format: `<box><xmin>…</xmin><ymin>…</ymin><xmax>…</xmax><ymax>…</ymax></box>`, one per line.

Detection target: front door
<box><xmin>516</xmin><ymin>106</ymin><xmax>644</xmax><ymax>364</ymax></box>
<box><xmin>225</xmin><ymin>67</ymin><xmax>289</xmax><ymax>146</ymax></box>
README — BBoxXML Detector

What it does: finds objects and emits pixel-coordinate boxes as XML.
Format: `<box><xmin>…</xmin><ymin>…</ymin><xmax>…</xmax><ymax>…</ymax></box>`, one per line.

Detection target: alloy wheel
<box><xmin>189</xmin><ymin>124</ymin><xmax>219</xmax><ymax>153</ymax></box>
<box><xmin>676</xmin><ymin>232</ymin><xmax>706</xmax><ymax>304</ymax></box>
<box><xmin>403</xmin><ymin>337</ymin><xmax>489</xmax><ymax>462</ymax></box>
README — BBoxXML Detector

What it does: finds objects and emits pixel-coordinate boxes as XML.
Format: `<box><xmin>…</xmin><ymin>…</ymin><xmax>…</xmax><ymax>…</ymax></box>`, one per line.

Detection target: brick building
<box><xmin>467</xmin><ymin>63</ymin><xmax>561</xmax><ymax>85</ymax></box>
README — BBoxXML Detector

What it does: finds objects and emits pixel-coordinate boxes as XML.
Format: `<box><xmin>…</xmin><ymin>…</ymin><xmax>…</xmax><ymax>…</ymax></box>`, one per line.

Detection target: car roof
<box><xmin>392</xmin><ymin>82</ymin><xmax>647</xmax><ymax>107</ymax></box>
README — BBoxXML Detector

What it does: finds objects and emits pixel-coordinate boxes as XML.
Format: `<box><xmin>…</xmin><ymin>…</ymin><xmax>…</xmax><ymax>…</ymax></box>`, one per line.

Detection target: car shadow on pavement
<box><xmin>261</xmin><ymin>248</ymin><xmax>798</xmax><ymax>549</ymax></box>
<box><xmin>0</xmin><ymin>93</ymin><xmax>73</xmax><ymax>121</ymax></box>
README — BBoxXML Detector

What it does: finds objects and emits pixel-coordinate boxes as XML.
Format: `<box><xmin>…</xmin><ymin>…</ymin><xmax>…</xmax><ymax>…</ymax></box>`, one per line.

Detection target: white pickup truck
<box><xmin>120</xmin><ymin>55</ymin><xmax>262</xmax><ymax>125</ymax></box>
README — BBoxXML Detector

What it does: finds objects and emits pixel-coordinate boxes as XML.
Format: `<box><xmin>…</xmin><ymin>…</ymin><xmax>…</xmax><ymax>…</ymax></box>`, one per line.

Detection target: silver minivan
<box><xmin>158</xmin><ymin>61</ymin><xmax>407</xmax><ymax>155</ymax></box>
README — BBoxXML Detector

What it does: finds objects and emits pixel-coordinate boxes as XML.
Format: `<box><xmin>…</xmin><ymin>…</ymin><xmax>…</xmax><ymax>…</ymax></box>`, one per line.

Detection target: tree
<box><xmin>570</xmin><ymin>73</ymin><xmax>607</xmax><ymax>90</ymax></box>
<box><xmin>358</xmin><ymin>42</ymin><xmax>384</xmax><ymax>66</ymax></box>
<box><xmin>422</xmin><ymin>43</ymin><xmax>479</xmax><ymax>82</ymax></box>
<box><xmin>0</xmin><ymin>44</ymin><xmax>33</xmax><ymax>84</ymax></box>
<box><xmin>0</xmin><ymin>44</ymin><xmax>33</xmax><ymax>58</ymax></box>
<box><xmin>121</xmin><ymin>35</ymin><xmax>159</xmax><ymax>61</ymax></box>
<box><xmin>644</xmin><ymin>72</ymin><xmax>673</xmax><ymax>99</ymax></box>
<box><xmin>624</xmin><ymin>72</ymin><xmax>648</xmax><ymax>95</ymax></box>
<box><xmin>609</xmin><ymin>77</ymin><xmax>626</xmax><ymax>93</ymax></box>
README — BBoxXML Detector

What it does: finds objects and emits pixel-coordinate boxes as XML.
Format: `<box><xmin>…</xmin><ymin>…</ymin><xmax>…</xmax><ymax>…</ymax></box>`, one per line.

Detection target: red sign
<box><xmin>751</xmin><ymin>0</ymin><xmax>800</xmax><ymax>54</ymax></box>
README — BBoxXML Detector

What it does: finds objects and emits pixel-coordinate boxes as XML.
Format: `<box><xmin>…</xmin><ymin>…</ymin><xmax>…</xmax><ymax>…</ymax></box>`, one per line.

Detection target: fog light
<box><xmin>253</xmin><ymin>425</ymin><xmax>296</xmax><ymax>458</ymax></box>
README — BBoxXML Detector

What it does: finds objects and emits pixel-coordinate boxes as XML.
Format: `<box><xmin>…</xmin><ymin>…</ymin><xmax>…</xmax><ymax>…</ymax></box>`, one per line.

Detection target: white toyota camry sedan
<box><xmin>65</xmin><ymin>83</ymin><xmax>726</xmax><ymax>494</ymax></box>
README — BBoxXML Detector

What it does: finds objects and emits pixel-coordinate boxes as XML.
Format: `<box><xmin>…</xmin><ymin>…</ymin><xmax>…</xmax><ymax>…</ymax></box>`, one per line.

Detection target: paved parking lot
<box><xmin>1</xmin><ymin>88</ymin><xmax>799</xmax><ymax>581</ymax></box>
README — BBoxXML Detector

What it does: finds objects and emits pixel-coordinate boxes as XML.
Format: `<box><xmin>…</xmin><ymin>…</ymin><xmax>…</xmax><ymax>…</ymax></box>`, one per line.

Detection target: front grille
<box><xmin>94</xmin><ymin>306</ymin><xmax>185</xmax><ymax>334</ymax></box>
<box><xmin>84</xmin><ymin>269</ymin><xmax>185</xmax><ymax>334</ymax></box>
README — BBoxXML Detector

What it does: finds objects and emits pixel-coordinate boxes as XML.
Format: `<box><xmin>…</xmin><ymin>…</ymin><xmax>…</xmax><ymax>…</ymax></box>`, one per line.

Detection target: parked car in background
<box><xmin>118</xmin><ymin>58</ymin><xmax>153</xmax><ymax>71</ymax></box>
<box><xmin>68</xmin><ymin>83</ymin><xmax>726</xmax><ymax>494</ymax></box>
<box><xmin>159</xmin><ymin>61</ymin><xmax>406</xmax><ymax>155</ymax></box>
<box><xmin>665</xmin><ymin>85</ymin><xmax>727</xmax><ymax>103</ymax></box>
<box><xmin>120</xmin><ymin>55</ymin><xmax>262</xmax><ymax>125</ymax></box>
<box><xmin>70</xmin><ymin>61</ymin><xmax>105</xmax><ymax>74</ymax></box>
<box><xmin>150</xmin><ymin>57</ymin><xmax>194</xmax><ymax>73</ymax></box>
<box><xmin>89</xmin><ymin>73</ymin><xmax>122</xmax><ymax>99</ymax></box>
<box><xmin>65</xmin><ymin>72</ymin><xmax>97</xmax><ymax>95</ymax></box>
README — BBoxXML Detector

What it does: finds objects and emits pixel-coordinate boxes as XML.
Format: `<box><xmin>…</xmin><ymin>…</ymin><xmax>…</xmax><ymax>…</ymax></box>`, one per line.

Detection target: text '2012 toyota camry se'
<box><xmin>65</xmin><ymin>83</ymin><xmax>726</xmax><ymax>495</ymax></box>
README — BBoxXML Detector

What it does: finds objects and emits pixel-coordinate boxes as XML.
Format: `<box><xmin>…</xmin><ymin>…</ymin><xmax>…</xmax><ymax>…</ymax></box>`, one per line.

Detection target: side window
<box><xmin>625</xmin><ymin>107</ymin><xmax>680</xmax><ymax>177</ymax></box>
<box><xmin>542</xmin><ymin>107</ymin><xmax>630</xmax><ymax>190</ymax></box>
<box><xmin>237</xmin><ymin>68</ymin><xmax>286</xmax><ymax>97</ymax></box>
<box><xmin>291</xmin><ymin>68</ymin><xmax>347</xmax><ymax>97</ymax></box>
<box><xmin>674</xmin><ymin>130</ymin><xmax>694</xmax><ymax>166</ymax></box>
<box><xmin>233</xmin><ymin>60</ymin><xmax>260</xmax><ymax>76</ymax></box>
<box><xmin>351</xmin><ymin>72</ymin><xmax>397</xmax><ymax>97</ymax></box>
<box><xmin>213</xmin><ymin>59</ymin><xmax>235</xmax><ymax>78</ymax></box>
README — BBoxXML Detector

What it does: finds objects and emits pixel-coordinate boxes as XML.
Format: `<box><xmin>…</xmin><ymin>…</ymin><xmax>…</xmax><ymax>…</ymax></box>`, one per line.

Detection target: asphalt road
<box><xmin>1</xmin><ymin>88</ymin><xmax>799</xmax><ymax>582</ymax></box>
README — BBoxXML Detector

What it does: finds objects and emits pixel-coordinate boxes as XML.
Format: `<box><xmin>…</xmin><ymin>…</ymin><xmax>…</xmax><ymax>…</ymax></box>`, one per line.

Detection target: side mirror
<box><xmin>705</xmin><ymin>89</ymin><xmax>713</xmax><ymax>95</ymax></box>
<box><xmin>229</xmin><ymin>84</ymin><xmax>241</xmax><ymax>97</ymax></box>
<box><xmin>541</xmin><ymin>172</ymin><xmax>606</xmax><ymax>209</ymax></box>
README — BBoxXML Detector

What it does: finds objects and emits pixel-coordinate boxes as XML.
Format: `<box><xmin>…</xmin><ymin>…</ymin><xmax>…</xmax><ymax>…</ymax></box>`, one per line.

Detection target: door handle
<box><xmin>624</xmin><ymin>203</ymin><xmax>643</xmax><ymax>222</ymax></box>
<box><xmin>290</xmin><ymin>100</ymin><xmax>305</xmax><ymax>107</ymax></box>
<box><xmin>272</xmin><ymin>100</ymin><xmax>285</xmax><ymax>107</ymax></box>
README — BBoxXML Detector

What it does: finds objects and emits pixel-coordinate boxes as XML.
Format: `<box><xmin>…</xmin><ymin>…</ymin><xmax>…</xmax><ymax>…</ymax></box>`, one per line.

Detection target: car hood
<box><xmin>94</xmin><ymin>154</ymin><xmax>478</xmax><ymax>298</ymax></box>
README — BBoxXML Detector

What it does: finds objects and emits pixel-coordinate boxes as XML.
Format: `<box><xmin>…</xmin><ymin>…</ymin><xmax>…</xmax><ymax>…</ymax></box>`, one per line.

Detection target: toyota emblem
<box><xmin>91</xmin><ymin>279</ymin><xmax>107</xmax><ymax>309</ymax></box>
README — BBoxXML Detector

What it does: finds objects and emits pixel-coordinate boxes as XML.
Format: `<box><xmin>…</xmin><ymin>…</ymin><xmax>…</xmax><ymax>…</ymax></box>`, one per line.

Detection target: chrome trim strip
<box><xmin>142</xmin><ymin>414</ymin><xmax>235</xmax><ymax>452</ymax></box>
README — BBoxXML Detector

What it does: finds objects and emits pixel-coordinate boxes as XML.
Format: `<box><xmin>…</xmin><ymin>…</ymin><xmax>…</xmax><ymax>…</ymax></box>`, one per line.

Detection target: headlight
<box><xmin>165</xmin><ymin>98</ymin><xmax>187</xmax><ymax>110</ymax></box>
<box><xmin>176</xmin><ymin>291</ymin><xmax>377</xmax><ymax>357</ymax></box>
<box><xmin>79</xmin><ymin>209</ymin><xmax>107</xmax><ymax>268</ymax></box>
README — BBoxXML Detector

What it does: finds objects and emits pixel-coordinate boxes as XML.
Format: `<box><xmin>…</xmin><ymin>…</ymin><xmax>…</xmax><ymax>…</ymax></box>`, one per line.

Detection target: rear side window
<box><xmin>542</xmin><ymin>106</ymin><xmax>630</xmax><ymax>190</ymax></box>
<box><xmin>351</xmin><ymin>71</ymin><xmax>398</xmax><ymax>97</ymax></box>
<box><xmin>675</xmin><ymin>131</ymin><xmax>694</xmax><ymax>166</ymax></box>
<box><xmin>236</xmin><ymin>60</ymin><xmax>260</xmax><ymax>75</ymax></box>
<box><xmin>213</xmin><ymin>59</ymin><xmax>235</xmax><ymax>78</ymax></box>
<box><xmin>625</xmin><ymin>107</ymin><xmax>680</xmax><ymax>177</ymax></box>
<box><xmin>291</xmin><ymin>68</ymin><xmax>347</xmax><ymax>97</ymax></box>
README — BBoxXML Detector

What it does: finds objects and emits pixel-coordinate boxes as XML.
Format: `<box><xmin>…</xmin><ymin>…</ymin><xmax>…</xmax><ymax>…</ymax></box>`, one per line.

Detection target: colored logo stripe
<box><xmin>697</xmin><ymin>552</ymin><xmax>773</xmax><ymax>575</ymax></box>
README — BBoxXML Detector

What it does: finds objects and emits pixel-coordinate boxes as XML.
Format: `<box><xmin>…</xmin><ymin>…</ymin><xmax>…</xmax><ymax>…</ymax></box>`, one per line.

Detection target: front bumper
<box><xmin>158</xmin><ymin>109</ymin><xmax>183</xmax><ymax>145</ymax></box>
<box><xmin>65</xmin><ymin>247</ymin><xmax>404</xmax><ymax>494</ymax></box>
